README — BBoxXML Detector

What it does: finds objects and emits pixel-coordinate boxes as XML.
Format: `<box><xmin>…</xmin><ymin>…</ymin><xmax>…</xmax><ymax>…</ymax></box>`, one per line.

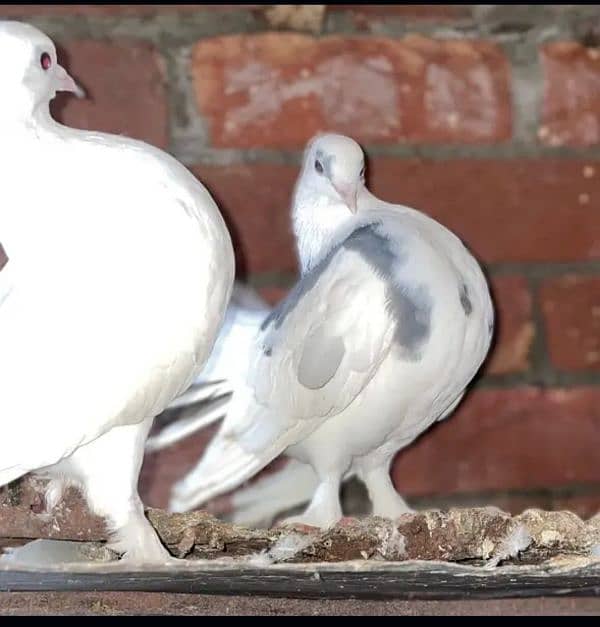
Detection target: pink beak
<box><xmin>55</xmin><ymin>64</ymin><xmax>86</xmax><ymax>99</ymax></box>
<box><xmin>334</xmin><ymin>182</ymin><xmax>359</xmax><ymax>213</ymax></box>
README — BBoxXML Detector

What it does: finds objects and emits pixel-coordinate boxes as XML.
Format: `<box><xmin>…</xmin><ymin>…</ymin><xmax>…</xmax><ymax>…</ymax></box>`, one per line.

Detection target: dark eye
<box><xmin>40</xmin><ymin>52</ymin><xmax>52</xmax><ymax>70</ymax></box>
<box><xmin>314</xmin><ymin>160</ymin><xmax>324</xmax><ymax>174</ymax></box>
<box><xmin>359</xmin><ymin>166</ymin><xmax>365</xmax><ymax>178</ymax></box>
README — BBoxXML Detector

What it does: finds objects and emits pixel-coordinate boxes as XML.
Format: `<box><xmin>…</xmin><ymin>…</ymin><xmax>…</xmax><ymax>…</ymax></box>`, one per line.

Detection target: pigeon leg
<box><xmin>280</xmin><ymin>471</ymin><xmax>343</xmax><ymax>529</ymax></box>
<box><xmin>362</xmin><ymin>463</ymin><xmax>414</xmax><ymax>519</ymax></box>
<box><xmin>69</xmin><ymin>418</ymin><xmax>173</xmax><ymax>565</ymax></box>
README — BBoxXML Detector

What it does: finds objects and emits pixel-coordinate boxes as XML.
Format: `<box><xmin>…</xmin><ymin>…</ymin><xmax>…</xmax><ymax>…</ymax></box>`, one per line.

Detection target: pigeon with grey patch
<box><xmin>169</xmin><ymin>133</ymin><xmax>494</xmax><ymax>528</ymax></box>
<box><xmin>0</xmin><ymin>21</ymin><xmax>234</xmax><ymax>563</ymax></box>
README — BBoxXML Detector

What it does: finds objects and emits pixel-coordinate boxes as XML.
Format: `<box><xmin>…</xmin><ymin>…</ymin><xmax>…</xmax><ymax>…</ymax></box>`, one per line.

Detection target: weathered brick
<box><xmin>540</xmin><ymin>275</ymin><xmax>600</xmax><ymax>371</ymax></box>
<box><xmin>52</xmin><ymin>40</ymin><xmax>169</xmax><ymax>149</ymax></box>
<box><xmin>392</xmin><ymin>387</ymin><xmax>600</xmax><ymax>496</ymax></box>
<box><xmin>369</xmin><ymin>159</ymin><xmax>600</xmax><ymax>263</ymax></box>
<box><xmin>485</xmin><ymin>275</ymin><xmax>534</xmax><ymax>375</ymax></box>
<box><xmin>540</xmin><ymin>42</ymin><xmax>600</xmax><ymax>146</ymax></box>
<box><xmin>192</xmin><ymin>163</ymin><xmax>299</xmax><ymax>276</ymax></box>
<box><xmin>192</xmin><ymin>34</ymin><xmax>511</xmax><ymax>148</ymax></box>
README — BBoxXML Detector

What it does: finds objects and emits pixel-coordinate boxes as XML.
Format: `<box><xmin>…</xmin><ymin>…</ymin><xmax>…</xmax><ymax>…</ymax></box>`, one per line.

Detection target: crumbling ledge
<box><xmin>146</xmin><ymin>507</ymin><xmax>600</xmax><ymax>565</ymax></box>
<box><xmin>2</xmin><ymin>505</ymin><xmax>600</xmax><ymax>599</ymax></box>
<box><xmin>2</xmin><ymin>494</ymin><xmax>600</xmax><ymax>566</ymax></box>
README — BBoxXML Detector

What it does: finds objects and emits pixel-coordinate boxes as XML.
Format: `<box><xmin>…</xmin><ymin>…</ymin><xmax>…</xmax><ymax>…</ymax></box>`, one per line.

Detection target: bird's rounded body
<box><xmin>0</xmin><ymin>20</ymin><xmax>234</xmax><ymax>561</ymax></box>
<box><xmin>0</xmin><ymin>127</ymin><xmax>234</xmax><ymax>470</ymax></box>
<box><xmin>288</xmin><ymin>202</ymin><xmax>493</xmax><ymax>482</ymax></box>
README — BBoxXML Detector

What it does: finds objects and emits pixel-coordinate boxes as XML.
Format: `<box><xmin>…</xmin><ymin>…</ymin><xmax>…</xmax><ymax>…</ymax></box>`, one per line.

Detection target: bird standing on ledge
<box><xmin>0</xmin><ymin>21</ymin><xmax>234</xmax><ymax>563</ymax></box>
<box><xmin>170</xmin><ymin>134</ymin><xmax>494</xmax><ymax>528</ymax></box>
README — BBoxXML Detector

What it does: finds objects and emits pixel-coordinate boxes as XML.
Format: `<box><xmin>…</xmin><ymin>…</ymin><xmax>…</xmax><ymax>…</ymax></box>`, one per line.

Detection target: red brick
<box><xmin>192</xmin><ymin>34</ymin><xmax>511</xmax><ymax>148</ymax></box>
<box><xmin>540</xmin><ymin>42</ymin><xmax>600</xmax><ymax>146</ymax></box>
<box><xmin>392</xmin><ymin>387</ymin><xmax>600</xmax><ymax>496</ymax></box>
<box><xmin>0</xmin><ymin>5</ymin><xmax>255</xmax><ymax>17</ymax></box>
<box><xmin>369</xmin><ymin>158</ymin><xmax>600</xmax><ymax>263</ymax></box>
<box><xmin>52</xmin><ymin>40</ymin><xmax>169</xmax><ymax>149</ymax></box>
<box><xmin>192</xmin><ymin>163</ymin><xmax>299</xmax><ymax>276</ymax></box>
<box><xmin>540</xmin><ymin>275</ymin><xmax>600</xmax><ymax>371</ymax></box>
<box><xmin>485</xmin><ymin>275</ymin><xmax>534</xmax><ymax>375</ymax></box>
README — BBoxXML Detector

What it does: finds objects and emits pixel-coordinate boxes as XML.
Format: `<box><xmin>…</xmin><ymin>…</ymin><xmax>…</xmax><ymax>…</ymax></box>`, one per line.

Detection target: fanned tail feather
<box><xmin>167</xmin><ymin>380</ymin><xmax>232</xmax><ymax>411</ymax></box>
<box><xmin>228</xmin><ymin>459</ymin><xmax>319</xmax><ymax>527</ymax></box>
<box><xmin>168</xmin><ymin>435</ymin><xmax>271</xmax><ymax>513</ymax></box>
<box><xmin>145</xmin><ymin>395</ymin><xmax>230</xmax><ymax>453</ymax></box>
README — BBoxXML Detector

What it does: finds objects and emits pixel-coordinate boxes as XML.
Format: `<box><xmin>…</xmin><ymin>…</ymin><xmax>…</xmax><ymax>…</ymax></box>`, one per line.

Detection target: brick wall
<box><xmin>3</xmin><ymin>5</ymin><xmax>600</xmax><ymax>519</ymax></box>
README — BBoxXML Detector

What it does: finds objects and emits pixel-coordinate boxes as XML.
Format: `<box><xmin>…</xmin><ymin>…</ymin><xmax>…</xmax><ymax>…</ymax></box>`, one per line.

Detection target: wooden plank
<box><xmin>1</xmin><ymin>561</ymin><xmax>600</xmax><ymax>600</ymax></box>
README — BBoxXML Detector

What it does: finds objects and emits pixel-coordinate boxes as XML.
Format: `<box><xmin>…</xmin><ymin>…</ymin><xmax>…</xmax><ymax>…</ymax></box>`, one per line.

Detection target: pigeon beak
<box><xmin>55</xmin><ymin>64</ymin><xmax>86</xmax><ymax>99</ymax></box>
<box><xmin>334</xmin><ymin>182</ymin><xmax>359</xmax><ymax>214</ymax></box>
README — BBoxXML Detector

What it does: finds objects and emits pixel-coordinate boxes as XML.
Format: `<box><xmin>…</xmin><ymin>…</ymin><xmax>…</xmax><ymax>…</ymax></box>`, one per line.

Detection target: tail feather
<box><xmin>167</xmin><ymin>380</ymin><xmax>232</xmax><ymax>411</ymax></box>
<box><xmin>228</xmin><ymin>460</ymin><xmax>319</xmax><ymax>527</ymax></box>
<box><xmin>168</xmin><ymin>435</ymin><xmax>270</xmax><ymax>513</ymax></box>
<box><xmin>145</xmin><ymin>396</ymin><xmax>230</xmax><ymax>453</ymax></box>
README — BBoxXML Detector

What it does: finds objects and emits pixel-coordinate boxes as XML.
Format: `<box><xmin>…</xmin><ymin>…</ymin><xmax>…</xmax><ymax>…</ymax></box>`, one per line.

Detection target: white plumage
<box><xmin>0</xmin><ymin>22</ymin><xmax>234</xmax><ymax>562</ymax></box>
<box><xmin>169</xmin><ymin>133</ymin><xmax>494</xmax><ymax>528</ymax></box>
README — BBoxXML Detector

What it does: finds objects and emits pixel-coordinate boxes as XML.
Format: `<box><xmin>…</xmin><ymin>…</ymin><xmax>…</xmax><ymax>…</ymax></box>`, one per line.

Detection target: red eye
<box><xmin>40</xmin><ymin>52</ymin><xmax>52</xmax><ymax>70</ymax></box>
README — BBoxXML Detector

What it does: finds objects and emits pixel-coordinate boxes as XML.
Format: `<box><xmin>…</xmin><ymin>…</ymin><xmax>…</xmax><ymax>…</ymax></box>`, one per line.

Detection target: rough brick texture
<box><xmin>192</xmin><ymin>34</ymin><xmax>511</xmax><ymax>148</ymax></box>
<box><xmin>541</xmin><ymin>275</ymin><xmax>600</xmax><ymax>371</ymax></box>
<box><xmin>53</xmin><ymin>40</ymin><xmax>169</xmax><ymax>149</ymax></box>
<box><xmin>540</xmin><ymin>42</ymin><xmax>600</xmax><ymax>147</ymax></box>
<box><xmin>392</xmin><ymin>387</ymin><xmax>600</xmax><ymax>496</ymax></box>
<box><xmin>368</xmin><ymin>159</ymin><xmax>600</xmax><ymax>263</ymax></box>
<box><xmin>192</xmin><ymin>164</ymin><xmax>298</xmax><ymax>276</ymax></box>
<box><xmin>486</xmin><ymin>275</ymin><xmax>534</xmax><ymax>375</ymax></box>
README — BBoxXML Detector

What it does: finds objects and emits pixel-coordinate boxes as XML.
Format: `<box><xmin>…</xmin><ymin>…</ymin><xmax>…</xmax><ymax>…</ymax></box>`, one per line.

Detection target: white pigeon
<box><xmin>168</xmin><ymin>133</ymin><xmax>494</xmax><ymax>528</ymax></box>
<box><xmin>0</xmin><ymin>22</ymin><xmax>234</xmax><ymax>562</ymax></box>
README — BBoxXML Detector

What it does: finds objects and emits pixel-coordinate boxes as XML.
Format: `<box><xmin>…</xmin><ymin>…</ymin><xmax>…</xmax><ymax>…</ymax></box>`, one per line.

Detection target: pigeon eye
<box><xmin>314</xmin><ymin>160</ymin><xmax>324</xmax><ymax>175</ymax></box>
<box><xmin>40</xmin><ymin>52</ymin><xmax>52</xmax><ymax>71</ymax></box>
<box><xmin>359</xmin><ymin>166</ymin><xmax>365</xmax><ymax>178</ymax></box>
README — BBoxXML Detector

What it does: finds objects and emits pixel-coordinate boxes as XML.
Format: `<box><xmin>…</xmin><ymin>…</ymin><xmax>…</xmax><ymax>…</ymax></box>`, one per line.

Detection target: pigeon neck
<box><xmin>0</xmin><ymin>96</ymin><xmax>52</xmax><ymax>130</ymax></box>
<box><xmin>292</xmin><ymin>187</ymin><xmax>354</xmax><ymax>275</ymax></box>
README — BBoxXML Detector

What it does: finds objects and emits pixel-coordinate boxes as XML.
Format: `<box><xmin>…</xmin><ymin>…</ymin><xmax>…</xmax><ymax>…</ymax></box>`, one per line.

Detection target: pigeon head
<box><xmin>0</xmin><ymin>21</ymin><xmax>84</xmax><ymax>120</ymax></box>
<box><xmin>300</xmin><ymin>133</ymin><xmax>366</xmax><ymax>213</ymax></box>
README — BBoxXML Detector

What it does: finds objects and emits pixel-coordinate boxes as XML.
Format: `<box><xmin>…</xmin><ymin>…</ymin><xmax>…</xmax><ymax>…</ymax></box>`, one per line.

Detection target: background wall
<box><xmin>3</xmin><ymin>4</ymin><xmax>600</xmax><ymax>518</ymax></box>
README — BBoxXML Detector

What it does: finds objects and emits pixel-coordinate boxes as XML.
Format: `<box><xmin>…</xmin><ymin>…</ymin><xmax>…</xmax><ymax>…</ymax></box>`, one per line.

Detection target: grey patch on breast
<box><xmin>344</xmin><ymin>223</ymin><xmax>432</xmax><ymax>360</ymax></box>
<box><xmin>260</xmin><ymin>221</ymin><xmax>432</xmax><ymax>360</ymax></box>
<box><xmin>459</xmin><ymin>282</ymin><xmax>473</xmax><ymax>316</ymax></box>
<box><xmin>0</xmin><ymin>243</ymin><xmax>8</xmax><ymax>272</ymax></box>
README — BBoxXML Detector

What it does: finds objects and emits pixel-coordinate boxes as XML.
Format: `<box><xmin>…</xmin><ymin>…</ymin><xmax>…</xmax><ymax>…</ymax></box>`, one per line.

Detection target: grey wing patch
<box><xmin>297</xmin><ymin>327</ymin><xmax>345</xmax><ymax>390</ymax></box>
<box><xmin>260</xmin><ymin>221</ymin><xmax>432</xmax><ymax>361</ymax></box>
<box><xmin>0</xmin><ymin>243</ymin><xmax>8</xmax><ymax>272</ymax></box>
<box><xmin>391</xmin><ymin>284</ymin><xmax>432</xmax><ymax>359</ymax></box>
<box><xmin>459</xmin><ymin>282</ymin><xmax>473</xmax><ymax>316</ymax></box>
<box><xmin>343</xmin><ymin>222</ymin><xmax>432</xmax><ymax>361</ymax></box>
